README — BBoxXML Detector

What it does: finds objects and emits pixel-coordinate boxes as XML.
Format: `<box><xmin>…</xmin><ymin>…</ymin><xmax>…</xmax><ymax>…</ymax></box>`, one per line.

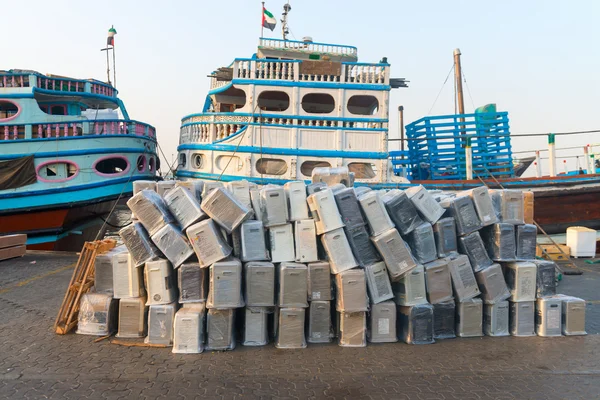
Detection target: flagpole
<box><xmin>261</xmin><ymin>1</ymin><xmax>265</xmax><ymax>38</ymax></box>
<box><xmin>112</xmin><ymin>46</ymin><xmax>117</xmax><ymax>89</ymax></box>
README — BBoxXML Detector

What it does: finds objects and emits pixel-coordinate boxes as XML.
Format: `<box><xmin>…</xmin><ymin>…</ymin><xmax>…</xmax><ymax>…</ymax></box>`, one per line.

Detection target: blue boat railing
<box><xmin>0</xmin><ymin>71</ymin><xmax>117</xmax><ymax>98</ymax></box>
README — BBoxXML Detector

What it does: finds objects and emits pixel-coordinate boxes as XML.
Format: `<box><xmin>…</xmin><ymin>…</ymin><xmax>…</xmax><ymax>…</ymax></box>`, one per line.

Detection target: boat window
<box><xmin>301</xmin><ymin>93</ymin><xmax>335</xmax><ymax>114</ymax></box>
<box><xmin>192</xmin><ymin>153</ymin><xmax>204</xmax><ymax>169</ymax></box>
<box><xmin>216</xmin><ymin>155</ymin><xmax>244</xmax><ymax>172</ymax></box>
<box><xmin>256</xmin><ymin>158</ymin><xmax>288</xmax><ymax>175</ymax></box>
<box><xmin>348</xmin><ymin>162</ymin><xmax>377</xmax><ymax>179</ymax></box>
<box><xmin>300</xmin><ymin>160</ymin><xmax>331</xmax><ymax>177</ymax></box>
<box><xmin>95</xmin><ymin>157</ymin><xmax>129</xmax><ymax>175</ymax></box>
<box><xmin>149</xmin><ymin>157</ymin><xmax>156</xmax><ymax>172</ymax></box>
<box><xmin>137</xmin><ymin>155</ymin><xmax>146</xmax><ymax>172</ymax></box>
<box><xmin>37</xmin><ymin>161</ymin><xmax>78</xmax><ymax>181</ymax></box>
<box><xmin>50</xmin><ymin>105</ymin><xmax>66</xmax><ymax>115</ymax></box>
<box><xmin>347</xmin><ymin>95</ymin><xmax>379</xmax><ymax>115</ymax></box>
<box><xmin>179</xmin><ymin>153</ymin><xmax>187</xmax><ymax>168</ymax></box>
<box><xmin>0</xmin><ymin>100</ymin><xmax>19</xmax><ymax>120</ymax></box>
<box><xmin>214</xmin><ymin>86</ymin><xmax>246</xmax><ymax>112</ymax></box>
<box><xmin>257</xmin><ymin>91</ymin><xmax>290</xmax><ymax>112</ymax></box>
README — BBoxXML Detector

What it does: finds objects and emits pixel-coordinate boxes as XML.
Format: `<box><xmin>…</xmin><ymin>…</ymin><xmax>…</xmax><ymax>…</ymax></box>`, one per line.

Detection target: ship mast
<box><xmin>281</xmin><ymin>3</ymin><xmax>291</xmax><ymax>40</ymax></box>
<box><xmin>454</xmin><ymin>48</ymin><xmax>466</xmax><ymax>135</ymax></box>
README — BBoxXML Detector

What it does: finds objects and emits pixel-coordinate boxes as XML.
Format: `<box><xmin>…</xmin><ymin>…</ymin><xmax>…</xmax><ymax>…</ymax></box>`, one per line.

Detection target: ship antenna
<box><xmin>281</xmin><ymin>2</ymin><xmax>291</xmax><ymax>40</ymax></box>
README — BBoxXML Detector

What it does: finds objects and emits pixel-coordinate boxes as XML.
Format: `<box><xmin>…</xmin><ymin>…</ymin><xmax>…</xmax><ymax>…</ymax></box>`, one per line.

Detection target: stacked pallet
<box><xmin>0</xmin><ymin>234</ymin><xmax>26</xmax><ymax>262</ymax></box>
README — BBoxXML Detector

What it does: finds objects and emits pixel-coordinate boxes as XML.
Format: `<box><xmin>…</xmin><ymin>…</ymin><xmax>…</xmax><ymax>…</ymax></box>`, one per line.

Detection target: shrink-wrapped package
<box><xmin>175</xmin><ymin>180</ymin><xmax>204</xmax><ymax>201</ymax></box>
<box><xmin>439</xmin><ymin>195</ymin><xmax>482</xmax><ymax>236</ymax></box>
<box><xmin>119</xmin><ymin>222</ymin><xmax>161</xmax><ymax>266</ymax></box>
<box><xmin>393</xmin><ymin>265</ymin><xmax>428</xmax><ymax>306</ymax></box>
<box><xmin>398</xmin><ymin>304</ymin><xmax>435</xmax><ymax>344</ymax></box>
<box><xmin>116</xmin><ymin>297</ymin><xmax>148</xmax><ymax>338</ymax></box>
<box><xmin>334</xmin><ymin>187</ymin><xmax>366</xmax><ymax>229</ymax></box>
<box><xmin>535</xmin><ymin>297</ymin><xmax>562</xmax><ymax>337</ymax></box>
<box><xmin>321</xmin><ymin>228</ymin><xmax>358</xmax><ymax>274</ymax></box>
<box><xmin>201</xmin><ymin>187</ymin><xmax>252</xmax><ymax>234</ymax></box>
<box><xmin>306</xmin><ymin>182</ymin><xmax>327</xmax><ymax>195</ymax></box>
<box><xmin>365</xmin><ymin>262</ymin><xmax>394</xmax><ymax>304</ymax></box>
<box><xmin>337</xmin><ymin>311</ymin><xmax>367</xmax><ymax>347</ymax></box>
<box><xmin>456</xmin><ymin>298</ymin><xmax>483</xmax><ymax>338</ymax></box>
<box><xmin>95</xmin><ymin>246</ymin><xmax>128</xmax><ymax>295</ymax></box>
<box><xmin>151</xmin><ymin>223</ymin><xmax>194</xmax><ymax>268</ymax></box>
<box><xmin>284</xmin><ymin>181</ymin><xmax>309</xmax><ymax>221</ymax></box>
<box><xmin>242</xmin><ymin>307</ymin><xmax>269</xmax><ymax>346</ymax></box>
<box><xmin>433</xmin><ymin>217</ymin><xmax>458</xmax><ymax>258</ymax></box>
<box><xmin>503</xmin><ymin>262</ymin><xmax>537</xmax><ymax>302</ymax></box>
<box><xmin>240</xmin><ymin>220</ymin><xmax>270</xmax><ymax>262</ymax></box>
<box><xmin>497</xmin><ymin>190</ymin><xmax>525</xmax><ymax>224</ymax></box>
<box><xmin>294</xmin><ymin>220</ymin><xmax>318</xmax><ymax>263</ymax></box>
<box><xmin>371</xmin><ymin>228</ymin><xmax>417</xmax><ymax>281</ymax></box>
<box><xmin>381</xmin><ymin>189</ymin><xmax>423</xmax><ymax>235</ymax></box>
<box><xmin>202</xmin><ymin>181</ymin><xmax>224</xmax><ymax>197</ymax></box>
<box><xmin>163</xmin><ymin>186</ymin><xmax>206</xmax><ymax>230</ymax></box>
<box><xmin>509</xmin><ymin>301</ymin><xmax>535</xmax><ymax>336</ymax></box>
<box><xmin>225</xmin><ymin>180</ymin><xmax>253</xmax><ymax>208</ymax></box>
<box><xmin>259</xmin><ymin>186</ymin><xmax>289</xmax><ymax>227</ymax></box>
<box><xmin>244</xmin><ymin>261</ymin><xmax>275</xmax><ymax>306</ymax></box>
<box><xmin>368</xmin><ymin>301</ymin><xmax>397</xmax><ymax>343</ymax></box>
<box><xmin>144</xmin><ymin>259</ymin><xmax>177</xmax><ymax>306</ymax></box>
<box><xmin>423</xmin><ymin>259</ymin><xmax>453</xmax><ymax>304</ymax></box>
<box><xmin>534</xmin><ymin>260</ymin><xmax>557</xmax><ymax>298</ymax></box>
<box><xmin>447</xmin><ymin>255</ymin><xmax>481</xmax><ymax>302</ymax></box>
<box><xmin>250</xmin><ymin>188</ymin><xmax>264</xmax><ymax>222</ymax></box>
<box><xmin>206</xmin><ymin>308</ymin><xmax>235</xmax><ymax>351</ymax></box>
<box><xmin>275</xmin><ymin>308</ymin><xmax>306</xmax><ymax>349</ymax></box>
<box><xmin>516</xmin><ymin>224</ymin><xmax>537</xmax><ymax>260</ymax></box>
<box><xmin>278</xmin><ymin>263</ymin><xmax>308</xmax><ymax>308</ymax></box>
<box><xmin>458</xmin><ymin>232</ymin><xmax>493</xmax><ymax>272</ymax></box>
<box><xmin>405</xmin><ymin>185</ymin><xmax>445</xmax><ymax>224</ymax></box>
<box><xmin>76</xmin><ymin>293</ymin><xmax>118</xmax><ymax>336</ymax></box>
<box><xmin>207</xmin><ymin>259</ymin><xmax>244</xmax><ymax>308</ymax></box>
<box><xmin>475</xmin><ymin>263</ymin><xmax>511</xmax><ymax>304</ymax></box>
<box><xmin>178</xmin><ymin>262</ymin><xmax>208</xmax><ymax>303</ymax></box>
<box><xmin>307</xmin><ymin>189</ymin><xmax>344</xmax><ymax>234</ymax></box>
<box><xmin>186</xmin><ymin>219</ymin><xmax>232</xmax><ymax>267</ymax></box>
<box><xmin>126</xmin><ymin>189</ymin><xmax>175</xmax><ymax>235</ymax></box>
<box><xmin>173</xmin><ymin>305</ymin><xmax>205</xmax><ymax>354</ymax></box>
<box><xmin>406</xmin><ymin>222</ymin><xmax>437</xmax><ymax>264</ymax></box>
<box><xmin>464</xmin><ymin>186</ymin><xmax>498</xmax><ymax>226</ymax></box>
<box><xmin>156</xmin><ymin>180</ymin><xmax>177</xmax><ymax>197</ymax></box>
<box><xmin>483</xmin><ymin>301</ymin><xmax>509</xmax><ymax>337</ymax></box>
<box><xmin>307</xmin><ymin>262</ymin><xmax>332</xmax><ymax>301</ymax></box>
<box><xmin>553</xmin><ymin>295</ymin><xmax>586</xmax><ymax>336</ymax></box>
<box><xmin>482</xmin><ymin>223</ymin><xmax>516</xmax><ymax>261</ymax></box>
<box><xmin>357</xmin><ymin>191</ymin><xmax>395</xmax><ymax>236</ymax></box>
<box><xmin>312</xmin><ymin>166</ymin><xmax>352</xmax><ymax>186</ymax></box>
<box><xmin>335</xmin><ymin>269</ymin><xmax>368</xmax><ymax>312</ymax></box>
<box><xmin>344</xmin><ymin>225</ymin><xmax>381</xmax><ymax>267</ymax></box>
<box><xmin>145</xmin><ymin>302</ymin><xmax>177</xmax><ymax>345</ymax></box>
<box><xmin>133</xmin><ymin>180</ymin><xmax>157</xmax><ymax>194</ymax></box>
<box><xmin>269</xmin><ymin>223</ymin><xmax>295</xmax><ymax>263</ymax></box>
<box><xmin>113</xmin><ymin>253</ymin><xmax>145</xmax><ymax>299</ymax></box>
<box><xmin>308</xmin><ymin>301</ymin><xmax>333</xmax><ymax>343</ymax></box>
<box><xmin>433</xmin><ymin>301</ymin><xmax>456</xmax><ymax>339</ymax></box>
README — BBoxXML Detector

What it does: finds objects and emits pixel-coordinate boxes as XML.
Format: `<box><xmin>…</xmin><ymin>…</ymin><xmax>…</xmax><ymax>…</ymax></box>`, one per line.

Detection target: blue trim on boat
<box><xmin>177</xmin><ymin>143</ymin><xmax>388</xmax><ymax>159</ymax></box>
<box><xmin>181</xmin><ymin>122</ymin><xmax>385</xmax><ymax>132</ymax></box>
<box><xmin>0</xmin><ymin>93</ymin><xmax>35</xmax><ymax>99</ymax></box>
<box><xmin>33</xmin><ymin>87</ymin><xmax>119</xmax><ymax>104</ymax></box>
<box><xmin>231</xmin><ymin>79</ymin><xmax>390</xmax><ymax>91</ymax></box>
<box><xmin>208</xmin><ymin>82</ymin><xmax>233</xmax><ymax>95</ymax></box>
<box><xmin>181</xmin><ymin>111</ymin><xmax>387</xmax><ymax>123</ymax></box>
<box><xmin>0</xmin><ymin>148</ymin><xmax>157</xmax><ymax>161</ymax></box>
<box><xmin>1</xmin><ymin>134</ymin><xmax>157</xmax><ymax>144</ymax></box>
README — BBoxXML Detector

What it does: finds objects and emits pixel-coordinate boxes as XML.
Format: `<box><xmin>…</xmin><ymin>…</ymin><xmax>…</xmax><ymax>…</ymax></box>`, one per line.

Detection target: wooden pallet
<box><xmin>54</xmin><ymin>239</ymin><xmax>116</xmax><ymax>335</ymax></box>
<box><xmin>537</xmin><ymin>244</ymin><xmax>571</xmax><ymax>261</ymax></box>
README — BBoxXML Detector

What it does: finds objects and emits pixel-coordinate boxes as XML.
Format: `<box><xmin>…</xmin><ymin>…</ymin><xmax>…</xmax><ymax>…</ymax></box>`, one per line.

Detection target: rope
<box><xmin>462</xmin><ymin>68</ymin><xmax>476</xmax><ymax>111</ymax></box>
<box><xmin>427</xmin><ymin>64</ymin><xmax>454</xmax><ymax>115</ymax></box>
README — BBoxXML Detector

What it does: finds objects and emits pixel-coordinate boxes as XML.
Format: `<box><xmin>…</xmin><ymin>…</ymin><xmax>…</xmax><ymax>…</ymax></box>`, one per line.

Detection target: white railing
<box><xmin>344</xmin><ymin>64</ymin><xmax>387</xmax><ymax>84</ymax></box>
<box><xmin>259</xmin><ymin>38</ymin><xmax>358</xmax><ymax>58</ymax></box>
<box><xmin>180</xmin><ymin>123</ymin><xmax>245</xmax><ymax>144</ymax></box>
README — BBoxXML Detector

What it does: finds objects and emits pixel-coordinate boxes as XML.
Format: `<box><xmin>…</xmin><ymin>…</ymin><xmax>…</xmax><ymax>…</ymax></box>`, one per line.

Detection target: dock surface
<box><xmin>0</xmin><ymin>252</ymin><xmax>599</xmax><ymax>399</ymax></box>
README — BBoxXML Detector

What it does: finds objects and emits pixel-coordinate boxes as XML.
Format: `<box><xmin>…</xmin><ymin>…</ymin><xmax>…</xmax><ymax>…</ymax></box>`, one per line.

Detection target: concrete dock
<box><xmin>0</xmin><ymin>252</ymin><xmax>599</xmax><ymax>399</ymax></box>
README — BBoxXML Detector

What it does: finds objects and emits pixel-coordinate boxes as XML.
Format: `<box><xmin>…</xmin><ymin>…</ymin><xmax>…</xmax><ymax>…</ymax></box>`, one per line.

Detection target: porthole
<box><xmin>347</xmin><ymin>95</ymin><xmax>379</xmax><ymax>115</ymax></box>
<box><xmin>300</xmin><ymin>160</ymin><xmax>331</xmax><ymax>177</ymax></box>
<box><xmin>94</xmin><ymin>156</ymin><xmax>129</xmax><ymax>176</ymax></box>
<box><xmin>137</xmin><ymin>155</ymin><xmax>146</xmax><ymax>172</ymax></box>
<box><xmin>256</xmin><ymin>158</ymin><xmax>288</xmax><ymax>175</ymax></box>
<box><xmin>301</xmin><ymin>93</ymin><xmax>335</xmax><ymax>114</ymax></box>
<box><xmin>258</xmin><ymin>91</ymin><xmax>290</xmax><ymax>112</ymax></box>
<box><xmin>192</xmin><ymin>153</ymin><xmax>204</xmax><ymax>169</ymax></box>
<box><xmin>0</xmin><ymin>100</ymin><xmax>20</xmax><ymax>121</ymax></box>
<box><xmin>216</xmin><ymin>155</ymin><xmax>243</xmax><ymax>172</ymax></box>
<box><xmin>179</xmin><ymin>153</ymin><xmax>187</xmax><ymax>168</ymax></box>
<box><xmin>36</xmin><ymin>160</ymin><xmax>79</xmax><ymax>182</ymax></box>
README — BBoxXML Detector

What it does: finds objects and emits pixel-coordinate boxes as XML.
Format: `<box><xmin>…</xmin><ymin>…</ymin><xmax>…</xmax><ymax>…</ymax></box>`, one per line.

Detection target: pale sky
<box><xmin>4</xmin><ymin>0</ymin><xmax>599</xmax><ymax>175</ymax></box>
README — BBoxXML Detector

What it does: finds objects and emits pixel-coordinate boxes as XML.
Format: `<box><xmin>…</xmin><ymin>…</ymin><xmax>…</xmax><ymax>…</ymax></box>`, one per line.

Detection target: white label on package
<box><xmin>312</xmin><ymin>292</ymin><xmax>321</xmax><ymax>300</ymax></box>
<box><xmin>378</xmin><ymin>318</ymin><xmax>390</xmax><ymax>335</ymax></box>
<box><xmin>547</xmin><ymin>309</ymin><xmax>561</xmax><ymax>329</ymax></box>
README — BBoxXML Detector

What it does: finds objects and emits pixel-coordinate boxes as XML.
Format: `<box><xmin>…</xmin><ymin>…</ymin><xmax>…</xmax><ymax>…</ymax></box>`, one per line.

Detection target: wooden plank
<box><xmin>0</xmin><ymin>245</ymin><xmax>26</xmax><ymax>261</ymax></box>
<box><xmin>0</xmin><ymin>234</ymin><xmax>27</xmax><ymax>249</ymax></box>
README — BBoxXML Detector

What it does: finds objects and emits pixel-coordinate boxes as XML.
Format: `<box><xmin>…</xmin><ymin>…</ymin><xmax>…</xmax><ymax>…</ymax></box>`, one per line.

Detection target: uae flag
<box><xmin>262</xmin><ymin>7</ymin><xmax>276</xmax><ymax>31</ymax></box>
<box><xmin>107</xmin><ymin>26</ymin><xmax>117</xmax><ymax>46</ymax></box>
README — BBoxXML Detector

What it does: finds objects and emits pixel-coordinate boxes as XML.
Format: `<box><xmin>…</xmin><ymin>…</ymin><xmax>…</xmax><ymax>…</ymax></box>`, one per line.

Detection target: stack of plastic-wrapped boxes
<box><xmin>75</xmin><ymin>167</ymin><xmax>586</xmax><ymax>351</ymax></box>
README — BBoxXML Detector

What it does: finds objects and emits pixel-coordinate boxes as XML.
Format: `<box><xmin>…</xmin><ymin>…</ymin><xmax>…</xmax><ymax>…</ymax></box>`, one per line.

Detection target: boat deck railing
<box><xmin>258</xmin><ymin>37</ymin><xmax>358</xmax><ymax>58</ymax></box>
<box><xmin>0</xmin><ymin>72</ymin><xmax>116</xmax><ymax>98</ymax></box>
<box><xmin>0</xmin><ymin>119</ymin><xmax>155</xmax><ymax>141</ymax></box>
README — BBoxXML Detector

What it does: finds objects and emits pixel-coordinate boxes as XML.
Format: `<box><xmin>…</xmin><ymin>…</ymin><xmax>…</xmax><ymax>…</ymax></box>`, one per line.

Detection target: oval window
<box><xmin>37</xmin><ymin>161</ymin><xmax>78</xmax><ymax>182</ymax></box>
<box><xmin>348</xmin><ymin>162</ymin><xmax>377</xmax><ymax>179</ymax></box>
<box><xmin>300</xmin><ymin>160</ymin><xmax>331</xmax><ymax>177</ymax></box>
<box><xmin>192</xmin><ymin>153</ymin><xmax>204</xmax><ymax>169</ymax></box>
<box><xmin>347</xmin><ymin>95</ymin><xmax>379</xmax><ymax>115</ymax></box>
<box><xmin>0</xmin><ymin>100</ymin><xmax>20</xmax><ymax>120</ymax></box>
<box><xmin>95</xmin><ymin>157</ymin><xmax>129</xmax><ymax>175</ymax></box>
<box><xmin>149</xmin><ymin>157</ymin><xmax>156</xmax><ymax>172</ymax></box>
<box><xmin>179</xmin><ymin>153</ymin><xmax>187</xmax><ymax>168</ymax></box>
<box><xmin>258</xmin><ymin>91</ymin><xmax>290</xmax><ymax>112</ymax></box>
<box><xmin>256</xmin><ymin>158</ymin><xmax>288</xmax><ymax>175</ymax></box>
<box><xmin>216</xmin><ymin>155</ymin><xmax>243</xmax><ymax>172</ymax></box>
<box><xmin>137</xmin><ymin>155</ymin><xmax>146</xmax><ymax>172</ymax></box>
<box><xmin>301</xmin><ymin>93</ymin><xmax>335</xmax><ymax>114</ymax></box>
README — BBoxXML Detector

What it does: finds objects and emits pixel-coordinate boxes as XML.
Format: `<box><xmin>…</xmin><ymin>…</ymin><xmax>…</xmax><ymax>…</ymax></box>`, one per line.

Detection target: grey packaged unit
<box><xmin>433</xmin><ymin>301</ymin><xmax>456</xmax><ymax>339</ymax></box>
<box><xmin>231</xmin><ymin>228</ymin><xmax>242</xmax><ymax>258</ymax></box>
<box><xmin>260</xmin><ymin>186</ymin><xmax>289</xmax><ymax>227</ymax></box>
<box><xmin>240</xmin><ymin>220</ymin><xmax>269</xmax><ymax>262</ymax></box>
<box><xmin>321</xmin><ymin>228</ymin><xmax>358</xmax><ymax>274</ymax></box>
<box><xmin>483</xmin><ymin>223</ymin><xmax>516</xmax><ymax>261</ymax></box>
<box><xmin>475</xmin><ymin>263</ymin><xmax>510</xmax><ymax>304</ymax></box>
<box><xmin>345</xmin><ymin>224</ymin><xmax>381</xmax><ymax>267</ymax></box>
<box><xmin>357</xmin><ymin>191</ymin><xmax>395</xmax><ymax>236</ymax></box>
<box><xmin>269</xmin><ymin>223</ymin><xmax>295</xmax><ymax>263</ymax></box>
<box><xmin>536</xmin><ymin>297</ymin><xmax>562</xmax><ymax>337</ymax></box>
<box><xmin>206</xmin><ymin>308</ymin><xmax>235</xmax><ymax>351</ymax></box>
<box><xmin>133</xmin><ymin>180</ymin><xmax>157</xmax><ymax>194</ymax></box>
<box><xmin>534</xmin><ymin>261</ymin><xmax>557</xmax><ymax>298</ymax></box>
<box><xmin>368</xmin><ymin>301</ymin><xmax>397</xmax><ymax>343</ymax></box>
<box><xmin>116</xmin><ymin>297</ymin><xmax>148</xmax><ymax>338</ymax></box>
<box><xmin>405</xmin><ymin>185</ymin><xmax>445</xmax><ymax>224</ymax></box>
<box><xmin>95</xmin><ymin>246</ymin><xmax>128</xmax><ymax>295</ymax></box>
<box><xmin>393</xmin><ymin>265</ymin><xmax>428</xmax><ymax>306</ymax></box>
<box><xmin>334</xmin><ymin>187</ymin><xmax>366</xmax><ymax>229</ymax></box>
<box><xmin>307</xmin><ymin>189</ymin><xmax>344</xmax><ymax>234</ymax></box>
<box><xmin>76</xmin><ymin>293</ymin><xmax>118</xmax><ymax>336</ymax></box>
<box><xmin>178</xmin><ymin>262</ymin><xmax>208</xmax><ymax>303</ymax></box>
<box><xmin>250</xmin><ymin>188</ymin><xmax>264</xmax><ymax>223</ymax></box>
<box><xmin>456</xmin><ymin>298</ymin><xmax>483</xmax><ymax>338</ymax></box>
<box><xmin>294</xmin><ymin>220</ymin><xmax>318</xmax><ymax>263</ymax></box>
<box><xmin>354</xmin><ymin>186</ymin><xmax>372</xmax><ymax>197</ymax></box>
<box><xmin>207</xmin><ymin>259</ymin><xmax>244</xmax><ymax>308</ymax></box>
<box><xmin>175</xmin><ymin>180</ymin><xmax>204</xmax><ymax>201</ymax></box>
<box><xmin>458</xmin><ymin>232</ymin><xmax>493</xmax><ymax>272</ymax></box>
<box><xmin>243</xmin><ymin>307</ymin><xmax>269</xmax><ymax>346</ymax></box>
<box><xmin>144</xmin><ymin>259</ymin><xmax>177</xmax><ymax>306</ymax></box>
<box><xmin>371</xmin><ymin>228</ymin><xmax>418</xmax><ymax>281</ymax></box>
<box><xmin>465</xmin><ymin>186</ymin><xmax>498</xmax><ymax>226</ymax></box>
<box><xmin>278</xmin><ymin>263</ymin><xmax>308</xmax><ymax>308</ymax></box>
<box><xmin>156</xmin><ymin>180</ymin><xmax>177</xmax><ymax>197</ymax></box>
<box><xmin>503</xmin><ymin>262</ymin><xmax>537</xmax><ymax>302</ymax></box>
<box><xmin>335</xmin><ymin>269</ymin><xmax>368</xmax><ymax>312</ymax></box>
<box><xmin>365</xmin><ymin>262</ymin><xmax>394</xmax><ymax>304</ymax></box>
<box><xmin>433</xmin><ymin>217</ymin><xmax>458</xmax><ymax>258</ymax></box>
<box><xmin>398</xmin><ymin>304</ymin><xmax>435</xmax><ymax>344</ymax></box>
<box><xmin>447</xmin><ymin>255</ymin><xmax>481</xmax><ymax>302</ymax></box>
<box><xmin>423</xmin><ymin>259</ymin><xmax>453</xmax><ymax>304</ymax></box>
<box><xmin>338</xmin><ymin>311</ymin><xmax>367</xmax><ymax>347</ymax></box>
<box><xmin>113</xmin><ymin>253</ymin><xmax>145</xmax><ymax>299</ymax></box>
<box><xmin>186</xmin><ymin>219</ymin><xmax>232</xmax><ymax>267</ymax></box>
<box><xmin>164</xmin><ymin>186</ymin><xmax>206</xmax><ymax>230</ymax></box>
<box><xmin>126</xmin><ymin>189</ymin><xmax>175</xmax><ymax>235</ymax></box>
<box><xmin>381</xmin><ymin>189</ymin><xmax>423</xmax><ymax>235</ymax></box>
<box><xmin>145</xmin><ymin>302</ymin><xmax>177</xmax><ymax>345</ymax></box>
<box><xmin>311</xmin><ymin>166</ymin><xmax>352</xmax><ymax>186</ymax></box>
<box><xmin>329</xmin><ymin>183</ymin><xmax>347</xmax><ymax>193</ymax></box>
<box><xmin>151</xmin><ymin>223</ymin><xmax>194</xmax><ymax>268</ymax></box>
<box><xmin>173</xmin><ymin>305</ymin><xmax>205</xmax><ymax>354</ymax></box>
<box><xmin>509</xmin><ymin>301</ymin><xmax>535</xmax><ymax>336</ymax></box>
<box><xmin>225</xmin><ymin>180</ymin><xmax>253</xmax><ymax>209</ymax></box>
<box><xmin>284</xmin><ymin>181</ymin><xmax>309</xmax><ymax>221</ymax></box>
<box><xmin>202</xmin><ymin>181</ymin><xmax>224</xmax><ymax>197</ymax></box>
<box><xmin>516</xmin><ymin>224</ymin><xmax>537</xmax><ymax>260</ymax></box>
<box><xmin>201</xmin><ymin>187</ymin><xmax>252</xmax><ymax>234</ymax></box>
<box><xmin>308</xmin><ymin>301</ymin><xmax>332</xmax><ymax>343</ymax></box>
<box><xmin>554</xmin><ymin>295</ymin><xmax>587</xmax><ymax>336</ymax></box>
<box><xmin>119</xmin><ymin>222</ymin><xmax>161</xmax><ymax>266</ymax></box>
<box><xmin>306</xmin><ymin>182</ymin><xmax>327</xmax><ymax>195</ymax></box>
<box><xmin>492</xmin><ymin>190</ymin><xmax>524</xmax><ymax>224</ymax></box>
<box><xmin>276</xmin><ymin>308</ymin><xmax>307</xmax><ymax>349</ymax></box>
<box><xmin>440</xmin><ymin>195</ymin><xmax>482</xmax><ymax>236</ymax></box>
<box><xmin>406</xmin><ymin>223</ymin><xmax>437</xmax><ymax>264</ymax></box>
<box><xmin>484</xmin><ymin>301</ymin><xmax>509</xmax><ymax>336</ymax></box>
<box><xmin>307</xmin><ymin>262</ymin><xmax>332</xmax><ymax>301</ymax></box>
<box><xmin>245</xmin><ymin>262</ymin><xmax>275</xmax><ymax>306</ymax></box>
